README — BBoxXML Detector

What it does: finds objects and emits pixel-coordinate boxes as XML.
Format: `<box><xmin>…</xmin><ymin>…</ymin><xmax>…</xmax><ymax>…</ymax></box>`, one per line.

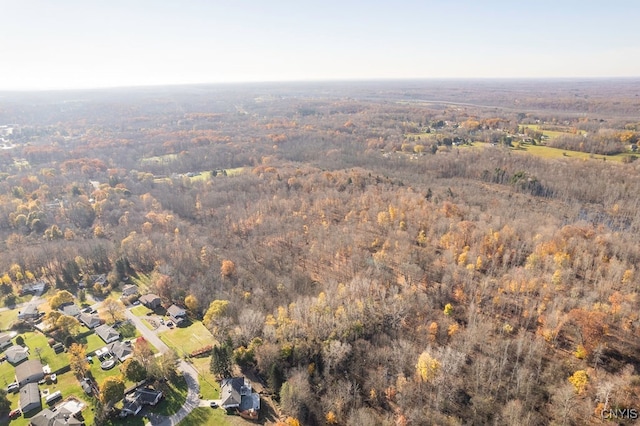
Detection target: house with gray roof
<box><xmin>95</xmin><ymin>324</ymin><xmax>120</xmax><ymax>344</ymax></box>
<box><xmin>0</xmin><ymin>332</ymin><xmax>13</xmax><ymax>350</ymax></box>
<box><xmin>108</xmin><ymin>341</ymin><xmax>133</xmax><ymax>362</ymax></box>
<box><xmin>78</xmin><ymin>312</ymin><xmax>101</xmax><ymax>329</ymax></box>
<box><xmin>60</xmin><ymin>303</ymin><xmax>81</xmax><ymax>317</ymax></box>
<box><xmin>15</xmin><ymin>359</ymin><xmax>44</xmax><ymax>386</ymax></box>
<box><xmin>18</xmin><ymin>302</ymin><xmax>40</xmax><ymax>320</ymax></box>
<box><xmin>6</xmin><ymin>345</ymin><xmax>29</xmax><ymax>364</ymax></box>
<box><xmin>19</xmin><ymin>382</ymin><xmax>41</xmax><ymax>414</ymax></box>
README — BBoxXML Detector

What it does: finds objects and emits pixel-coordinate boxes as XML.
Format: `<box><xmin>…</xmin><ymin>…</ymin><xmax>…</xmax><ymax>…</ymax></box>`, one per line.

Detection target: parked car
<box><xmin>9</xmin><ymin>409</ymin><xmax>21</xmax><ymax>419</ymax></box>
<box><xmin>7</xmin><ymin>382</ymin><xmax>19</xmax><ymax>393</ymax></box>
<box><xmin>210</xmin><ymin>401</ymin><xmax>218</xmax><ymax>408</ymax></box>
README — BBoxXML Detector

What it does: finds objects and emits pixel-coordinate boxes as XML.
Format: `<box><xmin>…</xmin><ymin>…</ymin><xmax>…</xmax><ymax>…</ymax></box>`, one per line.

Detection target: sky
<box><xmin>1</xmin><ymin>0</ymin><xmax>639</xmax><ymax>90</ymax></box>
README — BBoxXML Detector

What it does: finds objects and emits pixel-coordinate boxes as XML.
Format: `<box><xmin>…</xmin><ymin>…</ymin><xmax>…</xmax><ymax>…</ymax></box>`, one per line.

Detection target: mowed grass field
<box><xmin>159</xmin><ymin>321</ymin><xmax>215</xmax><ymax>357</ymax></box>
<box><xmin>511</xmin><ymin>142</ymin><xmax>635</xmax><ymax>162</ymax></box>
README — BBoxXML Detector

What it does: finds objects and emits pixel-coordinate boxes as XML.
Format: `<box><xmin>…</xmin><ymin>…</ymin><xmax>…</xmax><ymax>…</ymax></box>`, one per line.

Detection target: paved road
<box><xmin>124</xmin><ymin>309</ymin><xmax>201</xmax><ymax>426</ymax></box>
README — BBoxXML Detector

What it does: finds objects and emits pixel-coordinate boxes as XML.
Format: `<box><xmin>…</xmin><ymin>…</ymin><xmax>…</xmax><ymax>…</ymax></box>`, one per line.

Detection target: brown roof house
<box><xmin>139</xmin><ymin>294</ymin><xmax>161</xmax><ymax>309</ymax></box>
<box><xmin>16</xmin><ymin>359</ymin><xmax>45</xmax><ymax>386</ymax></box>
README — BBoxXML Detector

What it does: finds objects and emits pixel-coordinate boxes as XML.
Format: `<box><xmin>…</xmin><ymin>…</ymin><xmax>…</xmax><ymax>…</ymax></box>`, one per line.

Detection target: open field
<box><xmin>159</xmin><ymin>321</ymin><xmax>214</xmax><ymax>357</ymax></box>
<box><xmin>511</xmin><ymin>142</ymin><xmax>634</xmax><ymax>162</ymax></box>
<box><xmin>140</xmin><ymin>154</ymin><xmax>178</xmax><ymax>165</ymax></box>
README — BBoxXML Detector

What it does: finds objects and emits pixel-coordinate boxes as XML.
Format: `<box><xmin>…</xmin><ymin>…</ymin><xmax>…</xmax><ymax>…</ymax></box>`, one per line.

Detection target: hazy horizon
<box><xmin>2</xmin><ymin>1</ymin><xmax>639</xmax><ymax>91</ymax></box>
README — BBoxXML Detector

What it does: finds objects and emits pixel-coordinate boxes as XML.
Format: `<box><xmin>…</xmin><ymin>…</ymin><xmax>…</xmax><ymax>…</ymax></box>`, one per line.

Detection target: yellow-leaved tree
<box><xmin>416</xmin><ymin>350</ymin><xmax>441</xmax><ymax>383</ymax></box>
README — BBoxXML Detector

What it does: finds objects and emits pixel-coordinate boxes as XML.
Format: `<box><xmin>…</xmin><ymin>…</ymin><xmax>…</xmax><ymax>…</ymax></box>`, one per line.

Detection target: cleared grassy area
<box><xmin>180</xmin><ymin>407</ymin><xmax>232</xmax><ymax>426</ymax></box>
<box><xmin>159</xmin><ymin>321</ymin><xmax>215</xmax><ymax>357</ymax></box>
<box><xmin>511</xmin><ymin>143</ymin><xmax>630</xmax><ymax>162</ymax></box>
<box><xmin>140</xmin><ymin>154</ymin><xmax>178</xmax><ymax>165</ymax></box>
<box><xmin>191</xmin><ymin>357</ymin><xmax>220</xmax><ymax>399</ymax></box>
<box><xmin>0</xmin><ymin>309</ymin><xmax>18</xmax><ymax>330</ymax></box>
<box><xmin>130</xmin><ymin>305</ymin><xmax>152</xmax><ymax>317</ymax></box>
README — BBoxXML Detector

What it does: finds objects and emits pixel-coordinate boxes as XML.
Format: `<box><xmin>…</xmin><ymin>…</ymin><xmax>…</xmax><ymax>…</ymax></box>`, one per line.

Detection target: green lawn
<box><xmin>77</xmin><ymin>332</ymin><xmax>106</xmax><ymax>354</ymax></box>
<box><xmin>511</xmin><ymin>142</ymin><xmax>630</xmax><ymax>162</ymax></box>
<box><xmin>180</xmin><ymin>407</ymin><xmax>231</xmax><ymax>426</ymax></box>
<box><xmin>159</xmin><ymin>321</ymin><xmax>215</xmax><ymax>357</ymax></box>
<box><xmin>21</xmin><ymin>332</ymin><xmax>69</xmax><ymax>373</ymax></box>
<box><xmin>130</xmin><ymin>305</ymin><xmax>152</xmax><ymax>317</ymax></box>
<box><xmin>154</xmin><ymin>375</ymin><xmax>188</xmax><ymax>416</ymax></box>
<box><xmin>86</xmin><ymin>356</ymin><xmax>125</xmax><ymax>386</ymax></box>
<box><xmin>0</xmin><ymin>309</ymin><xmax>18</xmax><ymax>331</ymax></box>
<box><xmin>191</xmin><ymin>357</ymin><xmax>220</xmax><ymax>399</ymax></box>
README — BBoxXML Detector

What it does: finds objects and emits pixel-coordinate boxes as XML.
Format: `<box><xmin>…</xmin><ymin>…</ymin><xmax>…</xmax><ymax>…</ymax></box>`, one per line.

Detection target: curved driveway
<box><xmin>124</xmin><ymin>309</ymin><xmax>201</xmax><ymax>426</ymax></box>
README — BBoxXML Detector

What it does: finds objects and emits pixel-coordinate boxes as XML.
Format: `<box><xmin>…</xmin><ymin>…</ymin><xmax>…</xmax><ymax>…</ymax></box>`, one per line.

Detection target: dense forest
<box><xmin>1</xmin><ymin>79</ymin><xmax>640</xmax><ymax>425</ymax></box>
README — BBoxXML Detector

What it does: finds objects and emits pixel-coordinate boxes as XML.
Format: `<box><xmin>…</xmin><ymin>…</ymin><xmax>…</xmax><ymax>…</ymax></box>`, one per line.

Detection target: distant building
<box><xmin>95</xmin><ymin>324</ymin><xmax>120</xmax><ymax>344</ymax></box>
<box><xmin>15</xmin><ymin>359</ymin><xmax>44</xmax><ymax>386</ymax></box>
<box><xmin>121</xmin><ymin>284</ymin><xmax>139</xmax><ymax>298</ymax></box>
<box><xmin>20</xmin><ymin>280</ymin><xmax>47</xmax><ymax>296</ymax></box>
<box><xmin>19</xmin><ymin>383</ymin><xmax>41</xmax><ymax>414</ymax></box>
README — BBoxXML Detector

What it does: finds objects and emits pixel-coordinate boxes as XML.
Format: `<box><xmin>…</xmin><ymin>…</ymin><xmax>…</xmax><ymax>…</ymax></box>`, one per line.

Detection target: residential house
<box><xmin>91</xmin><ymin>274</ymin><xmax>107</xmax><ymax>287</ymax></box>
<box><xmin>60</xmin><ymin>303</ymin><xmax>81</xmax><ymax>317</ymax></box>
<box><xmin>95</xmin><ymin>324</ymin><xmax>120</xmax><ymax>344</ymax></box>
<box><xmin>15</xmin><ymin>359</ymin><xmax>44</xmax><ymax>386</ymax></box>
<box><xmin>6</xmin><ymin>346</ymin><xmax>30</xmax><ymax>364</ymax></box>
<box><xmin>30</xmin><ymin>398</ymin><xmax>85</xmax><ymax>426</ymax></box>
<box><xmin>18</xmin><ymin>302</ymin><xmax>40</xmax><ymax>320</ymax></box>
<box><xmin>108</xmin><ymin>341</ymin><xmax>133</xmax><ymax>362</ymax></box>
<box><xmin>19</xmin><ymin>383</ymin><xmax>41</xmax><ymax>414</ymax></box>
<box><xmin>78</xmin><ymin>312</ymin><xmax>101</xmax><ymax>329</ymax></box>
<box><xmin>20</xmin><ymin>280</ymin><xmax>47</xmax><ymax>296</ymax></box>
<box><xmin>120</xmin><ymin>387</ymin><xmax>163</xmax><ymax>417</ymax></box>
<box><xmin>166</xmin><ymin>304</ymin><xmax>187</xmax><ymax>325</ymax></box>
<box><xmin>139</xmin><ymin>293</ymin><xmax>161</xmax><ymax>309</ymax></box>
<box><xmin>220</xmin><ymin>376</ymin><xmax>260</xmax><ymax>417</ymax></box>
<box><xmin>0</xmin><ymin>332</ymin><xmax>13</xmax><ymax>350</ymax></box>
<box><xmin>121</xmin><ymin>284</ymin><xmax>139</xmax><ymax>298</ymax></box>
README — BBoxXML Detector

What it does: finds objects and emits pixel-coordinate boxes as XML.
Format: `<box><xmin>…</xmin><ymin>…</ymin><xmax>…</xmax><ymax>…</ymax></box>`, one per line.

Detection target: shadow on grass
<box><xmin>154</xmin><ymin>375</ymin><xmax>188</xmax><ymax>416</ymax></box>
